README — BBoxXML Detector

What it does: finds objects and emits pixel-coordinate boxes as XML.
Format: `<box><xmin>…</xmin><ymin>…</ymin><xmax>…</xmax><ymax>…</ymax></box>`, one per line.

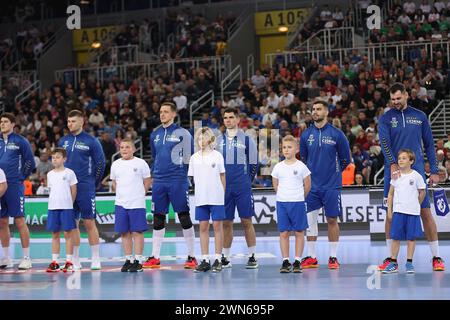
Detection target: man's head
<box><xmin>389</xmin><ymin>83</ymin><xmax>408</xmax><ymax>111</ymax></box>
<box><xmin>159</xmin><ymin>102</ymin><xmax>177</xmax><ymax>125</ymax></box>
<box><xmin>0</xmin><ymin>113</ymin><xmax>15</xmax><ymax>134</ymax></box>
<box><xmin>223</xmin><ymin>107</ymin><xmax>240</xmax><ymax>130</ymax></box>
<box><xmin>67</xmin><ymin>109</ymin><xmax>84</xmax><ymax>134</ymax></box>
<box><xmin>311</xmin><ymin>100</ymin><xmax>329</xmax><ymax>123</ymax></box>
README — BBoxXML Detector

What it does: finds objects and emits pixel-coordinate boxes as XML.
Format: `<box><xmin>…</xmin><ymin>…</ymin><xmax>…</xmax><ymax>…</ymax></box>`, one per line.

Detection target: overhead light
<box><xmin>81</xmin><ymin>0</ymin><xmax>90</xmax><ymax>4</ymax></box>
<box><xmin>278</xmin><ymin>26</ymin><xmax>288</xmax><ymax>32</ymax></box>
<box><xmin>91</xmin><ymin>41</ymin><xmax>101</xmax><ymax>49</ymax></box>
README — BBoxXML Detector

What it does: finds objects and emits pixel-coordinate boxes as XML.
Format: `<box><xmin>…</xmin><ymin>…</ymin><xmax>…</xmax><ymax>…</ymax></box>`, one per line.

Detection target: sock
<box><xmin>283</xmin><ymin>257</ymin><xmax>289</xmax><ymax>261</ymax></box>
<box><xmin>135</xmin><ymin>255</ymin><xmax>144</xmax><ymax>263</ymax></box>
<box><xmin>329</xmin><ymin>242</ymin><xmax>338</xmax><ymax>258</ymax></box>
<box><xmin>91</xmin><ymin>244</ymin><xmax>100</xmax><ymax>260</ymax></box>
<box><xmin>152</xmin><ymin>228</ymin><xmax>165</xmax><ymax>259</ymax></box>
<box><xmin>23</xmin><ymin>247</ymin><xmax>30</xmax><ymax>258</ymax></box>
<box><xmin>182</xmin><ymin>226</ymin><xmax>195</xmax><ymax>257</ymax></box>
<box><xmin>429</xmin><ymin>241</ymin><xmax>440</xmax><ymax>257</ymax></box>
<box><xmin>202</xmin><ymin>254</ymin><xmax>209</xmax><ymax>261</ymax></box>
<box><xmin>307</xmin><ymin>241</ymin><xmax>316</xmax><ymax>258</ymax></box>
<box><xmin>73</xmin><ymin>246</ymin><xmax>80</xmax><ymax>262</ymax></box>
<box><xmin>52</xmin><ymin>254</ymin><xmax>59</xmax><ymax>262</ymax></box>
<box><xmin>66</xmin><ymin>255</ymin><xmax>73</xmax><ymax>262</ymax></box>
<box><xmin>223</xmin><ymin>247</ymin><xmax>231</xmax><ymax>258</ymax></box>
<box><xmin>407</xmin><ymin>259</ymin><xmax>413</xmax><ymax>263</ymax></box>
<box><xmin>295</xmin><ymin>256</ymin><xmax>301</xmax><ymax>262</ymax></box>
<box><xmin>125</xmin><ymin>255</ymin><xmax>133</xmax><ymax>261</ymax></box>
<box><xmin>386</xmin><ymin>239</ymin><xmax>393</xmax><ymax>256</ymax></box>
<box><xmin>2</xmin><ymin>247</ymin><xmax>9</xmax><ymax>259</ymax></box>
<box><xmin>391</xmin><ymin>258</ymin><xmax>397</xmax><ymax>263</ymax></box>
<box><xmin>215</xmin><ymin>254</ymin><xmax>221</xmax><ymax>261</ymax></box>
<box><xmin>248</xmin><ymin>246</ymin><xmax>256</xmax><ymax>256</ymax></box>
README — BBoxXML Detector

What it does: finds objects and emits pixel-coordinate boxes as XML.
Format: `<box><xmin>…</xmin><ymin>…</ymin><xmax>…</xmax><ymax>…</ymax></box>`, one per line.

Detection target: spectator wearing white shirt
<box><xmin>320</xmin><ymin>5</ymin><xmax>332</xmax><ymax>22</ymax></box>
<box><xmin>173</xmin><ymin>89</ymin><xmax>188</xmax><ymax>121</ymax></box>
<box><xmin>262</xmin><ymin>106</ymin><xmax>278</xmax><ymax>124</ymax></box>
<box><xmin>398</xmin><ymin>12</ymin><xmax>412</xmax><ymax>25</ymax></box>
<box><xmin>420</xmin><ymin>0</ymin><xmax>432</xmax><ymax>14</ymax></box>
<box><xmin>251</xmin><ymin>69</ymin><xmax>267</xmax><ymax>89</ymax></box>
<box><xmin>280</xmin><ymin>88</ymin><xmax>295</xmax><ymax>108</ymax></box>
<box><xmin>332</xmin><ymin>6</ymin><xmax>345</xmax><ymax>27</ymax></box>
<box><xmin>434</xmin><ymin>0</ymin><xmax>446</xmax><ymax>13</ymax></box>
<box><xmin>403</xmin><ymin>0</ymin><xmax>417</xmax><ymax>16</ymax></box>
<box><xmin>267</xmin><ymin>91</ymin><xmax>281</xmax><ymax>109</ymax></box>
<box><xmin>88</xmin><ymin>108</ymin><xmax>105</xmax><ymax>128</ymax></box>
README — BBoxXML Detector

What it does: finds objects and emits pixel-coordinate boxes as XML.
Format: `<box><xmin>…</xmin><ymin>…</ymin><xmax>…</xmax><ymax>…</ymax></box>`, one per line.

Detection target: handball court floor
<box><xmin>1</xmin><ymin>236</ymin><xmax>450</xmax><ymax>300</ymax></box>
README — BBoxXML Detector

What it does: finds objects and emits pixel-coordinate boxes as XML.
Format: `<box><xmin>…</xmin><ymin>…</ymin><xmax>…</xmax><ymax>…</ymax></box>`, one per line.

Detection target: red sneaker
<box><xmin>433</xmin><ymin>257</ymin><xmax>445</xmax><ymax>271</ymax></box>
<box><xmin>300</xmin><ymin>256</ymin><xmax>319</xmax><ymax>269</ymax></box>
<box><xmin>143</xmin><ymin>256</ymin><xmax>160</xmax><ymax>269</ymax></box>
<box><xmin>328</xmin><ymin>257</ymin><xmax>340</xmax><ymax>269</ymax></box>
<box><xmin>378</xmin><ymin>257</ymin><xmax>392</xmax><ymax>271</ymax></box>
<box><xmin>46</xmin><ymin>261</ymin><xmax>60</xmax><ymax>273</ymax></box>
<box><xmin>184</xmin><ymin>256</ymin><xmax>198</xmax><ymax>269</ymax></box>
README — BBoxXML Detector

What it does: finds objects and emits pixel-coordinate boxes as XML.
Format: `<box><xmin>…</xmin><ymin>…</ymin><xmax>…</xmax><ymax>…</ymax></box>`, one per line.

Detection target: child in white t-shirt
<box><xmin>111</xmin><ymin>138</ymin><xmax>151</xmax><ymax>273</ymax></box>
<box><xmin>46</xmin><ymin>148</ymin><xmax>78</xmax><ymax>273</ymax></box>
<box><xmin>272</xmin><ymin>135</ymin><xmax>311</xmax><ymax>273</ymax></box>
<box><xmin>0</xmin><ymin>168</ymin><xmax>7</xmax><ymax>210</ymax></box>
<box><xmin>188</xmin><ymin>127</ymin><xmax>226</xmax><ymax>273</ymax></box>
<box><xmin>383</xmin><ymin>149</ymin><xmax>426</xmax><ymax>274</ymax></box>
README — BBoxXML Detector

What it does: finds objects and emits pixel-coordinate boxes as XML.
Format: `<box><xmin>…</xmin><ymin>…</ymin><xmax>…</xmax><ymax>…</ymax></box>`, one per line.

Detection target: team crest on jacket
<box><xmin>409</xmin><ymin>179</ymin><xmax>414</xmax><ymax>185</ymax></box>
<box><xmin>62</xmin><ymin>141</ymin><xmax>69</xmax><ymax>149</ymax></box>
<box><xmin>390</xmin><ymin>117</ymin><xmax>398</xmax><ymax>128</ymax></box>
<box><xmin>154</xmin><ymin>135</ymin><xmax>160</xmax><ymax>143</ymax></box>
<box><xmin>307</xmin><ymin>134</ymin><xmax>315</xmax><ymax>146</ymax></box>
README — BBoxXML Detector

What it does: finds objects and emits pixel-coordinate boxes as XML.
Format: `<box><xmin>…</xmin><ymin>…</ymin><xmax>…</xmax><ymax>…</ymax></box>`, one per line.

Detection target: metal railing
<box><xmin>95</xmin><ymin>45</ymin><xmax>139</xmax><ymax>66</ymax></box>
<box><xmin>227</xmin><ymin>6</ymin><xmax>251</xmax><ymax>42</ymax></box>
<box><xmin>286</xmin><ymin>6</ymin><xmax>318</xmax><ymax>49</ymax></box>
<box><xmin>190</xmin><ymin>90</ymin><xmax>215</xmax><ymax>128</ymax></box>
<box><xmin>14</xmin><ymin>80</ymin><xmax>41</xmax><ymax>105</ymax></box>
<box><xmin>294</xmin><ymin>27</ymin><xmax>355</xmax><ymax>52</ymax></box>
<box><xmin>247</xmin><ymin>54</ymin><xmax>255</xmax><ymax>80</ymax></box>
<box><xmin>373</xmin><ymin>165</ymin><xmax>384</xmax><ymax>186</ymax></box>
<box><xmin>221</xmin><ymin>64</ymin><xmax>242</xmax><ymax>101</ymax></box>
<box><xmin>111</xmin><ymin>138</ymin><xmax>143</xmax><ymax>163</ymax></box>
<box><xmin>0</xmin><ymin>71</ymin><xmax>36</xmax><ymax>92</ymax></box>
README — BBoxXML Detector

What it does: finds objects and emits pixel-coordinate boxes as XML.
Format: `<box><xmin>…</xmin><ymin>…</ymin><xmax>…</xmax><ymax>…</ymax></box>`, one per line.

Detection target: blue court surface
<box><xmin>1</xmin><ymin>236</ymin><xmax>449</xmax><ymax>300</ymax></box>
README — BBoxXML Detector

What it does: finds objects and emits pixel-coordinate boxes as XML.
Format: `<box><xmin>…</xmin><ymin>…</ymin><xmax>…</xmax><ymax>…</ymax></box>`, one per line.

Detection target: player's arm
<box><xmin>303</xmin><ymin>174</ymin><xmax>311</xmax><ymax>198</ymax></box>
<box><xmin>21</xmin><ymin>139</ymin><xmax>36</xmax><ymax>179</ymax></box>
<box><xmin>418</xmin><ymin>188</ymin><xmax>426</xmax><ymax>205</ymax></box>
<box><xmin>70</xmin><ymin>184</ymin><xmax>77</xmax><ymax>203</ymax></box>
<box><xmin>422</xmin><ymin>116</ymin><xmax>439</xmax><ymax>175</ymax></box>
<box><xmin>143</xmin><ymin>177</ymin><xmax>152</xmax><ymax>193</ymax></box>
<box><xmin>92</xmin><ymin>138</ymin><xmax>106</xmax><ymax>188</ymax></box>
<box><xmin>272</xmin><ymin>177</ymin><xmax>279</xmax><ymax>193</ymax></box>
<box><xmin>142</xmin><ymin>161</ymin><xmax>152</xmax><ymax>193</ymax></box>
<box><xmin>337</xmin><ymin>131</ymin><xmax>352</xmax><ymax>171</ymax></box>
<box><xmin>387</xmin><ymin>185</ymin><xmax>394</xmax><ymax>220</ymax></box>
<box><xmin>220</xmin><ymin>173</ymin><xmax>226</xmax><ymax>192</ymax></box>
<box><xmin>149</xmin><ymin>133</ymin><xmax>156</xmax><ymax>174</ymax></box>
<box><xmin>299</xmin><ymin>133</ymin><xmax>308</xmax><ymax>163</ymax></box>
<box><xmin>111</xmin><ymin>180</ymin><xmax>116</xmax><ymax>193</ymax></box>
<box><xmin>378</xmin><ymin>115</ymin><xmax>397</xmax><ymax>167</ymax></box>
<box><xmin>0</xmin><ymin>181</ymin><xmax>7</xmax><ymax>198</ymax></box>
<box><xmin>246</xmin><ymin>136</ymin><xmax>259</xmax><ymax>182</ymax></box>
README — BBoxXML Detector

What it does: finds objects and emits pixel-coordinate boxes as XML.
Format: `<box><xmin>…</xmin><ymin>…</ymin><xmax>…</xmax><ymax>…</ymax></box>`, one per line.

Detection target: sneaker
<box><xmin>382</xmin><ymin>261</ymin><xmax>399</xmax><ymax>274</ymax></box>
<box><xmin>300</xmin><ymin>256</ymin><xmax>319</xmax><ymax>269</ymax></box>
<box><xmin>280</xmin><ymin>260</ymin><xmax>292</xmax><ymax>273</ymax></box>
<box><xmin>432</xmin><ymin>257</ymin><xmax>445</xmax><ymax>271</ymax></box>
<box><xmin>73</xmin><ymin>261</ymin><xmax>83</xmax><ymax>271</ymax></box>
<box><xmin>46</xmin><ymin>261</ymin><xmax>60</xmax><ymax>273</ymax></box>
<box><xmin>18</xmin><ymin>257</ymin><xmax>32</xmax><ymax>270</ymax></box>
<box><xmin>121</xmin><ymin>260</ymin><xmax>133</xmax><ymax>272</ymax></box>
<box><xmin>378</xmin><ymin>257</ymin><xmax>392</xmax><ymax>271</ymax></box>
<box><xmin>143</xmin><ymin>256</ymin><xmax>160</xmax><ymax>269</ymax></box>
<box><xmin>221</xmin><ymin>255</ymin><xmax>232</xmax><ymax>268</ymax></box>
<box><xmin>405</xmin><ymin>262</ymin><xmax>415</xmax><ymax>274</ymax></box>
<box><xmin>194</xmin><ymin>259</ymin><xmax>211</xmax><ymax>273</ymax></box>
<box><xmin>90</xmin><ymin>259</ymin><xmax>101</xmax><ymax>270</ymax></box>
<box><xmin>0</xmin><ymin>257</ymin><xmax>13</xmax><ymax>269</ymax></box>
<box><xmin>328</xmin><ymin>257</ymin><xmax>340</xmax><ymax>269</ymax></box>
<box><xmin>62</xmin><ymin>261</ymin><xmax>74</xmax><ymax>273</ymax></box>
<box><xmin>184</xmin><ymin>256</ymin><xmax>198</xmax><ymax>269</ymax></box>
<box><xmin>292</xmin><ymin>260</ymin><xmax>302</xmax><ymax>273</ymax></box>
<box><xmin>128</xmin><ymin>260</ymin><xmax>143</xmax><ymax>273</ymax></box>
<box><xmin>246</xmin><ymin>254</ymin><xmax>258</xmax><ymax>269</ymax></box>
<box><xmin>211</xmin><ymin>259</ymin><xmax>222</xmax><ymax>273</ymax></box>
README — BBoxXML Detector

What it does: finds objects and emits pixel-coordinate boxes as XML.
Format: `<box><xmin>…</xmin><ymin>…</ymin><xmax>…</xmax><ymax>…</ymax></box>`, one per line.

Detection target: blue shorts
<box><xmin>195</xmin><ymin>205</ymin><xmax>226</xmax><ymax>221</ymax></box>
<box><xmin>224</xmin><ymin>185</ymin><xmax>255</xmax><ymax>220</ymax></box>
<box><xmin>306</xmin><ymin>189</ymin><xmax>342</xmax><ymax>217</ymax></box>
<box><xmin>276</xmin><ymin>201</ymin><xmax>308</xmax><ymax>232</ymax></box>
<box><xmin>383</xmin><ymin>165</ymin><xmax>430</xmax><ymax>209</ymax></box>
<box><xmin>73</xmin><ymin>189</ymin><xmax>96</xmax><ymax>220</ymax></box>
<box><xmin>114</xmin><ymin>206</ymin><xmax>149</xmax><ymax>233</ymax></box>
<box><xmin>46</xmin><ymin>209</ymin><xmax>77</xmax><ymax>232</ymax></box>
<box><xmin>152</xmin><ymin>180</ymin><xmax>189</xmax><ymax>214</ymax></box>
<box><xmin>390</xmin><ymin>212</ymin><xmax>424</xmax><ymax>241</ymax></box>
<box><xmin>0</xmin><ymin>184</ymin><xmax>25</xmax><ymax>218</ymax></box>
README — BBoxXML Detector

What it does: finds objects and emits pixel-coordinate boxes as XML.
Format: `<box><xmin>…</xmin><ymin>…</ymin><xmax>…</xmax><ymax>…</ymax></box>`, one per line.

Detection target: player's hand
<box><xmin>390</xmin><ymin>163</ymin><xmax>401</xmax><ymax>180</ymax></box>
<box><xmin>429</xmin><ymin>174</ymin><xmax>439</xmax><ymax>186</ymax></box>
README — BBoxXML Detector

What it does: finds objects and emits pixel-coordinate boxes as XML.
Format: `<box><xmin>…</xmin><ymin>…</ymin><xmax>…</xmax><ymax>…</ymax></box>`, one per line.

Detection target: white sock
<box><xmin>329</xmin><ymin>242</ymin><xmax>338</xmax><ymax>258</ymax></box>
<box><xmin>283</xmin><ymin>257</ymin><xmax>289</xmax><ymax>261</ymax></box>
<box><xmin>429</xmin><ymin>241</ymin><xmax>440</xmax><ymax>257</ymax></box>
<box><xmin>295</xmin><ymin>256</ymin><xmax>301</xmax><ymax>262</ymax></box>
<box><xmin>248</xmin><ymin>246</ymin><xmax>256</xmax><ymax>256</ymax></box>
<box><xmin>182</xmin><ymin>226</ymin><xmax>195</xmax><ymax>257</ymax></box>
<box><xmin>135</xmin><ymin>255</ymin><xmax>144</xmax><ymax>263</ymax></box>
<box><xmin>202</xmin><ymin>254</ymin><xmax>209</xmax><ymax>261</ymax></box>
<box><xmin>223</xmin><ymin>247</ymin><xmax>231</xmax><ymax>258</ymax></box>
<box><xmin>91</xmin><ymin>244</ymin><xmax>100</xmax><ymax>260</ymax></box>
<box><xmin>307</xmin><ymin>241</ymin><xmax>316</xmax><ymax>258</ymax></box>
<box><xmin>152</xmin><ymin>228</ymin><xmax>165</xmax><ymax>259</ymax></box>
<box><xmin>2</xmin><ymin>247</ymin><xmax>9</xmax><ymax>259</ymax></box>
<box><xmin>23</xmin><ymin>247</ymin><xmax>30</xmax><ymax>258</ymax></box>
<box><xmin>215</xmin><ymin>254</ymin><xmax>221</xmax><ymax>261</ymax></box>
<box><xmin>66</xmin><ymin>255</ymin><xmax>73</xmax><ymax>262</ymax></box>
<box><xmin>52</xmin><ymin>254</ymin><xmax>59</xmax><ymax>262</ymax></box>
<box><xmin>386</xmin><ymin>239</ymin><xmax>393</xmax><ymax>256</ymax></box>
<box><xmin>73</xmin><ymin>246</ymin><xmax>80</xmax><ymax>261</ymax></box>
<box><xmin>126</xmin><ymin>255</ymin><xmax>133</xmax><ymax>261</ymax></box>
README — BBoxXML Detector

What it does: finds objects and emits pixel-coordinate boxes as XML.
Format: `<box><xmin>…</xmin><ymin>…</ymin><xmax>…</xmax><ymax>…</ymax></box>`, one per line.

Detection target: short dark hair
<box><xmin>67</xmin><ymin>109</ymin><xmax>84</xmax><ymax>118</ymax></box>
<box><xmin>312</xmin><ymin>100</ymin><xmax>328</xmax><ymax>109</ymax></box>
<box><xmin>1</xmin><ymin>113</ymin><xmax>16</xmax><ymax>123</ymax></box>
<box><xmin>223</xmin><ymin>107</ymin><xmax>239</xmax><ymax>116</ymax></box>
<box><xmin>389</xmin><ymin>83</ymin><xmax>406</xmax><ymax>95</ymax></box>
<box><xmin>52</xmin><ymin>147</ymin><xmax>67</xmax><ymax>158</ymax></box>
<box><xmin>161</xmin><ymin>101</ymin><xmax>177</xmax><ymax>112</ymax></box>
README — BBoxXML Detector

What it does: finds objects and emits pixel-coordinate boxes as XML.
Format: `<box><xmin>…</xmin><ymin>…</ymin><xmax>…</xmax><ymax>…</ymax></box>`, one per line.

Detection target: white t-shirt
<box><xmin>188</xmin><ymin>150</ymin><xmax>225</xmax><ymax>206</ymax></box>
<box><xmin>280</xmin><ymin>93</ymin><xmax>294</xmax><ymax>107</ymax></box>
<box><xmin>390</xmin><ymin>170</ymin><xmax>426</xmax><ymax>216</ymax></box>
<box><xmin>110</xmin><ymin>157</ymin><xmax>151</xmax><ymax>209</ymax></box>
<box><xmin>267</xmin><ymin>95</ymin><xmax>281</xmax><ymax>109</ymax></box>
<box><xmin>271</xmin><ymin>160</ymin><xmax>311</xmax><ymax>202</ymax></box>
<box><xmin>173</xmin><ymin>95</ymin><xmax>187</xmax><ymax>110</ymax></box>
<box><xmin>47</xmin><ymin>168</ymin><xmax>78</xmax><ymax>210</ymax></box>
<box><xmin>0</xmin><ymin>169</ymin><xmax>6</xmax><ymax>210</ymax></box>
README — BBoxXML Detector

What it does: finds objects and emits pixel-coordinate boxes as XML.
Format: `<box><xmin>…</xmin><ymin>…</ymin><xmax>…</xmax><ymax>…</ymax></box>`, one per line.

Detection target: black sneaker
<box><xmin>280</xmin><ymin>260</ymin><xmax>292</xmax><ymax>273</ymax></box>
<box><xmin>128</xmin><ymin>260</ymin><xmax>143</xmax><ymax>272</ymax></box>
<box><xmin>221</xmin><ymin>254</ymin><xmax>232</xmax><ymax>268</ymax></box>
<box><xmin>246</xmin><ymin>254</ymin><xmax>258</xmax><ymax>269</ymax></box>
<box><xmin>211</xmin><ymin>259</ymin><xmax>222</xmax><ymax>273</ymax></box>
<box><xmin>292</xmin><ymin>260</ymin><xmax>302</xmax><ymax>273</ymax></box>
<box><xmin>121</xmin><ymin>260</ymin><xmax>133</xmax><ymax>272</ymax></box>
<box><xmin>194</xmin><ymin>259</ymin><xmax>211</xmax><ymax>272</ymax></box>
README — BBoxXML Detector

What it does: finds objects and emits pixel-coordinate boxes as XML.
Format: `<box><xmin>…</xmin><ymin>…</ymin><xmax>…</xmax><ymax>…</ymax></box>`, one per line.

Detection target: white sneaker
<box><xmin>18</xmin><ymin>257</ymin><xmax>32</xmax><ymax>270</ymax></box>
<box><xmin>73</xmin><ymin>260</ymin><xmax>83</xmax><ymax>271</ymax></box>
<box><xmin>90</xmin><ymin>259</ymin><xmax>101</xmax><ymax>270</ymax></box>
<box><xmin>0</xmin><ymin>257</ymin><xmax>13</xmax><ymax>269</ymax></box>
